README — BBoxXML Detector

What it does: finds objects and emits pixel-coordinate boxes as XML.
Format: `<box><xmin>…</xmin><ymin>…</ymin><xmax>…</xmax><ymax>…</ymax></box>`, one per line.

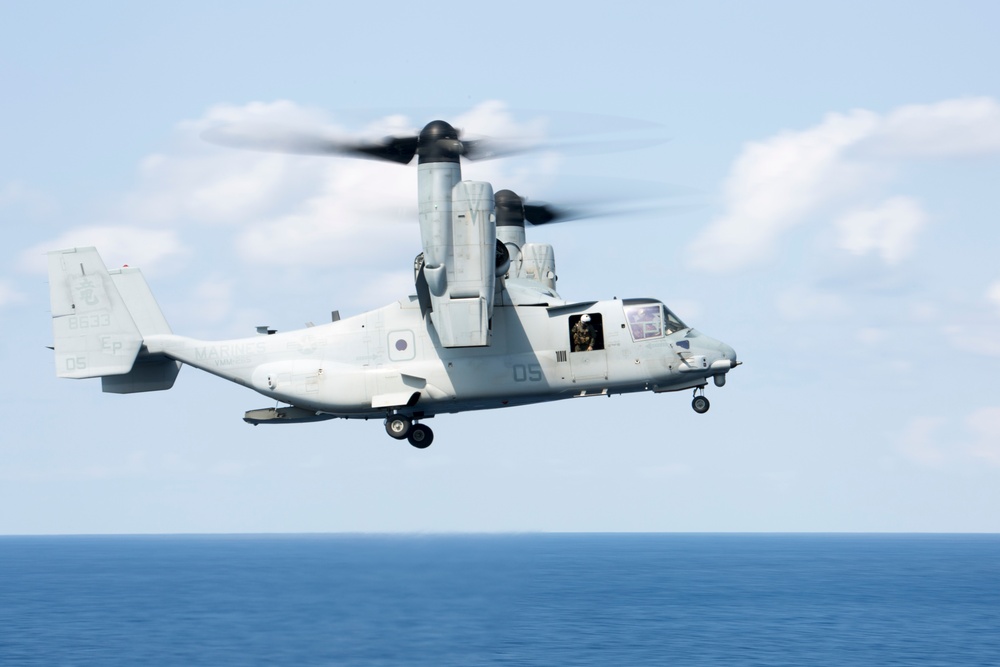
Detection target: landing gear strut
<box><xmin>384</xmin><ymin>414</ymin><xmax>434</xmax><ymax>448</ymax></box>
<box><xmin>691</xmin><ymin>387</ymin><xmax>710</xmax><ymax>414</ymax></box>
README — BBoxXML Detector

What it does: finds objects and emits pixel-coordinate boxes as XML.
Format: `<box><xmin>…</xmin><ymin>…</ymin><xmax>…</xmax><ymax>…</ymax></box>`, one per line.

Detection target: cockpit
<box><xmin>622</xmin><ymin>299</ymin><xmax>687</xmax><ymax>341</ymax></box>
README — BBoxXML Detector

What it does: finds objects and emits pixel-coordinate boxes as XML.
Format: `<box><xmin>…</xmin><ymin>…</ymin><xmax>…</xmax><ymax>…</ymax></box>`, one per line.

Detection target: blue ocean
<box><xmin>1</xmin><ymin>534</ymin><xmax>998</xmax><ymax>666</ymax></box>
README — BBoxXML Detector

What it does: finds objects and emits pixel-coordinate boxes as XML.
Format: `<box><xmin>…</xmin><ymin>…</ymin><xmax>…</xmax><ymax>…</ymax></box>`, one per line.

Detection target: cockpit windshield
<box><xmin>623</xmin><ymin>300</ymin><xmax>687</xmax><ymax>341</ymax></box>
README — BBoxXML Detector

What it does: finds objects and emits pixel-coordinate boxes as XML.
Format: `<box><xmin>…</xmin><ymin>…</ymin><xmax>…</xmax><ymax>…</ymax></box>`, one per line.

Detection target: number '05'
<box><xmin>512</xmin><ymin>364</ymin><xmax>542</xmax><ymax>382</ymax></box>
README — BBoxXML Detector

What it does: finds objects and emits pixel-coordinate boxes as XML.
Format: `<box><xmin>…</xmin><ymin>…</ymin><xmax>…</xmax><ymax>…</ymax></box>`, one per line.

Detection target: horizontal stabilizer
<box><xmin>102</xmin><ymin>354</ymin><xmax>181</xmax><ymax>394</ymax></box>
<box><xmin>48</xmin><ymin>247</ymin><xmax>142</xmax><ymax>378</ymax></box>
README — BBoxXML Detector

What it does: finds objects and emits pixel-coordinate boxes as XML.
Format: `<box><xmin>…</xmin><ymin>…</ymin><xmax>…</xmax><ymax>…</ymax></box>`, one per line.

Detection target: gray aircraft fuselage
<box><xmin>143</xmin><ymin>284</ymin><xmax>737</xmax><ymax>422</ymax></box>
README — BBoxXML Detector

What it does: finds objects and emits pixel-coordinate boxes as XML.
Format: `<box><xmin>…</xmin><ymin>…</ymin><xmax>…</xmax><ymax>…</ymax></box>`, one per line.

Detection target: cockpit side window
<box><xmin>625</xmin><ymin>304</ymin><xmax>663</xmax><ymax>340</ymax></box>
<box><xmin>663</xmin><ymin>308</ymin><xmax>686</xmax><ymax>334</ymax></box>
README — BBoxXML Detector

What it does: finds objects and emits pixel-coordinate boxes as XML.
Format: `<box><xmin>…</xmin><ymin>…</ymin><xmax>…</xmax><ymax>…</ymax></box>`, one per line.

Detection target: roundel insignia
<box><xmin>388</xmin><ymin>330</ymin><xmax>416</xmax><ymax>361</ymax></box>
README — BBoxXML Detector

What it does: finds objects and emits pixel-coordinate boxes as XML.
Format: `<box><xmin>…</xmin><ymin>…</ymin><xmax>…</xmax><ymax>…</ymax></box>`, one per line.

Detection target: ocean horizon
<box><xmin>2</xmin><ymin>533</ymin><xmax>998</xmax><ymax>665</ymax></box>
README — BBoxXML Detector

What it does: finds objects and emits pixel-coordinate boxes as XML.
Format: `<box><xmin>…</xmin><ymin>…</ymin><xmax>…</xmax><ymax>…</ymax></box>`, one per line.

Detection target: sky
<box><xmin>1</xmin><ymin>1</ymin><xmax>999</xmax><ymax>534</ymax></box>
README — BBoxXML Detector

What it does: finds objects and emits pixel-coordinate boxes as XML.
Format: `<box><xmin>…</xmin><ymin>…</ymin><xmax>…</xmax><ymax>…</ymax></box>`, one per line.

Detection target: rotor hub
<box><xmin>417</xmin><ymin>120</ymin><xmax>463</xmax><ymax>163</ymax></box>
<box><xmin>495</xmin><ymin>189</ymin><xmax>526</xmax><ymax>228</ymax></box>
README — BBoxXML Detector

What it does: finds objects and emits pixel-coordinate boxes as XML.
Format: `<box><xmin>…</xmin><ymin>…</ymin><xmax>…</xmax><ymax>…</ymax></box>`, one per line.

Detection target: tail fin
<box><xmin>107</xmin><ymin>266</ymin><xmax>172</xmax><ymax>337</ymax></box>
<box><xmin>103</xmin><ymin>265</ymin><xmax>181</xmax><ymax>393</ymax></box>
<box><xmin>48</xmin><ymin>247</ymin><xmax>143</xmax><ymax>379</ymax></box>
<box><xmin>47</xmin><ymin>247</ymin><xmax>181</xmax><ymax>393</ymax></box>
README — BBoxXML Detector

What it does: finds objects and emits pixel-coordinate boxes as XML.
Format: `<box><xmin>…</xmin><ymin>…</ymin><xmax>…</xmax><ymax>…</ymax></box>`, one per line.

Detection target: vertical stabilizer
<box><xmin>103</xmin><ymin>266</ymin><xmax>182</xmax><ymax>393</ymax></box>
<box><xmin>108</xmin><ymin>266</ymin><xmax>172</xmax><ymax>336</ymax></box>
<box><xmin>48</xmin><ymin>247</ymin><xmax>142</xmax><ymax>379</ymax></box>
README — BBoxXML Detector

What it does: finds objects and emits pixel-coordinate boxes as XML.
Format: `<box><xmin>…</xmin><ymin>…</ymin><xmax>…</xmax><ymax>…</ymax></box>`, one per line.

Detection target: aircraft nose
<box><xmin>698</xmin><ymin>334</ymin><xmax>737</xmax><ymax>368</ymax></box>
<box><xmin>705</xmin><ymin>340</ymin><xmax>737</xmax><ymax>372</ymax></box>
<box><xmin>705</xmin><ymin>338</ymin><xmax>738</xmax><ymax>388</ymax></box>
<box><xmin>720</xmin><ymin>342</ymin><xmax>738</xmax><ymax>368</ymax></box>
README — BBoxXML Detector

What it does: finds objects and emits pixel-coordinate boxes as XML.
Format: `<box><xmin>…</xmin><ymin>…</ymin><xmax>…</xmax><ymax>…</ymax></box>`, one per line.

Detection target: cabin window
<box><xmin>569</xmin><ymin>313</ymin><xmax>604</xmax><ymax>352</ymax></box>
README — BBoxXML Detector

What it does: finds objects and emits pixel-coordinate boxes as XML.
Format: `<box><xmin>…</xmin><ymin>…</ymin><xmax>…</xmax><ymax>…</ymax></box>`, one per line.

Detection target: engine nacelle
<box><xmin>419</xmin><ymin>180</ymin><xmax>497</xmax><ymax>347</ymax></box>
<box><xmin>519</xmin><ymin>243</ymin><xmax>557</xmax><ymax>292</ymax></box>
<box><xmin>447</xmin><ymin>181</ymin><xmax>495</xmax><ymax>299</ymax></box>
<box><xmin>493</xmin><ymin>189</ymin><xmax>557</xmax><ymax>292</ymax></box>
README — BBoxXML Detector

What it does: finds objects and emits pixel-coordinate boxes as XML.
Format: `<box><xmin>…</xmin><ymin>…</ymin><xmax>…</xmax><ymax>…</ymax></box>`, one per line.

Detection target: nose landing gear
<box><xmin>691</xmin><ymin>387</ymin><xmax>710</xmax><ymax>414</ymax></box>
<box><xmin>384</xmin><ymin>414</ymin><xmax>434</xmax><ymax>448</ymax></box>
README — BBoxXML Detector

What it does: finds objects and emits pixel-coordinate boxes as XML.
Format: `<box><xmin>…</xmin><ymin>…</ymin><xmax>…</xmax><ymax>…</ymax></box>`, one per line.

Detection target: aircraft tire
<box><xmin>385</xmin><ymin>415</ymin><xmax>412</xmax><ymax>439</ymax></box>
<box><xmin>692</xmin><ymin>396</ymin><xmax>710</xmax><ymax>414</ymax></box>
<box><xmin>407</xmin><ymin>424</ymin><xmax>433</xmax><ymax>449</ymax></box>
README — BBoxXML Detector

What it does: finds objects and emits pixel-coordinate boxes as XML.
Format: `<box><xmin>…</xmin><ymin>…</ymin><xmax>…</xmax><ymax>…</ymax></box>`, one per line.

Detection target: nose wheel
<box><xmin>692</xmin><ymin>388</ymin><xmax>710</xmax><ymax>414</ymax></box>
<box><xmin>384</xmin><ymin>414</ymin><xmax>434</xmax><ymax>448</ymax></box>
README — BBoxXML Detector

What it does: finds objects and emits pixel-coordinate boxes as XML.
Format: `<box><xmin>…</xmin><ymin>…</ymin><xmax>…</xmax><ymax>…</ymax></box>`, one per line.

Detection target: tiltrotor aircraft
<box><xmin>47</xmin><ymin>118</ymin><xmax>739</xmax><ymax>448</ymax></box>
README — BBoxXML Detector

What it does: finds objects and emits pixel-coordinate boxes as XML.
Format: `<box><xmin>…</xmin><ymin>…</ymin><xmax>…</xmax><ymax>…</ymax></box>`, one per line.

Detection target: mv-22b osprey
<box><xmin>47</xmin><ymin>119</ymin><xmax>739</xmax><ymax>448</ymax></box>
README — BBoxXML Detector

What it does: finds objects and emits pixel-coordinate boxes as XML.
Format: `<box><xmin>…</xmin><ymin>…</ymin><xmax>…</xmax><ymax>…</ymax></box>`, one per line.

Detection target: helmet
<box><xmin>581</xmin><ymin>314</ymin><xmax>591</xmax><ymax>323</ymax></box>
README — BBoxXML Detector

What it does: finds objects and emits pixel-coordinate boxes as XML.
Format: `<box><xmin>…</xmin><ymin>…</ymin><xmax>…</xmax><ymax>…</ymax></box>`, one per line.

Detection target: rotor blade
<box><xmin>524</xmin><ymin>201</ymin><xmax>702</xmax><ymax>226</ymax></box>
<box><xmin>461</xmin><ymin>136</ymin><xmax>671</xmax><ymax>161</ymax></box>
<box><xmin>522</xmin><ymin>202</ymin><xmax>616</xmax><ymax>225</ymax></box>
<box><xmin>201</xmin><ymin>124</ymin><xmax>419</xmax><ymax>164</ymax></box>
<box><xmin>523</xmin><ymin>203</ymin><xmax>561</xmax><ymax>225</ymax></box>
<box><xmin>519</xmin><ymin>178</ymin><xmax>706</xmax><ymax>226</ymax></box>
<box><xmin>201</xmin><ymin>112</ymin><xmax>669</xmax><ymax>165</ymax></box>
<box><xmin>348</xmin><ymin>136</ymin><xmax>419</xmax><ymax>164</ymax></box>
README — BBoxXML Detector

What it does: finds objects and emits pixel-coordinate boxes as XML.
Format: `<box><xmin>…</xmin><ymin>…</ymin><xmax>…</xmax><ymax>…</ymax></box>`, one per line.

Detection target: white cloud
<box><xmin>909</xmin><ymin>301</ymin><xmax>940</xmax><ymax>322</ymax></box>
<box><xmin>945</xmin><ymin>323</ymin><xmax>1000</xmax><ymax>358</ymax></box>
<box><xmin>233</xmin><ymin>160</ymin><xmax>417</xmax><ymax>267</ymax></box>
<box><xmin>124</xmin><ymin>100</ymin><xmax>334</xmax><ymax>225</ymax></box>
<box><xmin>943</xmin><ymin>282</ymin><xmax>1000</xmax><ymax>358</ymax></box>
<box><xmin>349</xmin><ymin>270</ymin><xmax>417</xmax><ymax>310</ymax></box>
<box><xmin>687</xmin><ymin>109</ymin><xmax>880</xmax><ymax>270</ymax></box>
<box><xmin>897</xmin><ymin>408</ymin><xmax>1000</xmax><ymax>468</ymax></box>
<box><xmin>0</xmin><ymin>180</ymin><xmax>55</xmax><ymax>217</ymax></box>
<box><xmin>988</xmin><ymin>282</ymin><xmax>1000</xmax><ymax>313</ymax></box>
<box><xmin>860</xmin><ymin>97</ymin><xmax>1000</xmax><ymax>158</ymax></box>
<box><xmin>20</xmin><ymin>226</ymin><xmax>186</xmax><ymax>275</ymax></box>
<box><xmin>128</xmin><ymin>150</ymin><xmax>314</xmax><ymax>225</ymax></box>
<box><xmin>688</xmin><ymin>97</ymin><xmax>1000</xmax><ymax>272</ymax></box>
<box><xmin>966</xmin><ymin>407</ymin><xmax>1000</xmax><ymax>466</ymax></box>
<box><xmin>0</xmin><ymin>280</ymin><xmax>25</xmax><ymax>308</ymax></box>
<box><xmin>897</xmin><ymin>416</ymin><xmax>948</xmax><ymax>467</ymax></box>
<box><xmin>856</xmin><ymin>327</ymin><xmax>888</xmax><ymax>345</ymax></box>
<box><xmin>775</xmin><ymin>285</ymin><xmax>850</xmax><ymax>321</ymax></box>
<box><xmin>193</xmin><ymin>100</ymin><xmax>333</xmax><ymax>130</ymax></box>
<box><xmin>186</xmin><ymin>277</ymin><xmax>235</xmax><ymax>325</ymax></box>
<box><xmin>834</xmin><ymin>196</ymin><xmax>927</xmax><ymax>264</ymax></box>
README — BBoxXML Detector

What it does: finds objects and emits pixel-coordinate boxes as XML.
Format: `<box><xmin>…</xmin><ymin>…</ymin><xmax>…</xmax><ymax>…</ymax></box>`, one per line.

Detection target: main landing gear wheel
<box><xmin>385</xmin><ymin>415</ymin><xmax>412</xmax><ymax>440</ymax></box>
<box><xmin>692</xmin><ymin>395</ymin><xmax>710</xmax><ymax>414</ymax></box>
<box><xmin>407</xmin><ymin>423</ymin><xmax>434</xmax><ymax>449</ymax></box>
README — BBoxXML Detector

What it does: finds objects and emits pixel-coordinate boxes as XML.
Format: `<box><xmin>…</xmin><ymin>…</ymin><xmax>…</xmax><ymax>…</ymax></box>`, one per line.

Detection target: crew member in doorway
<box><xmin>572</xmin><ymin>314</ymin><xmax>597</xmax><ymax>352</ymax></box>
